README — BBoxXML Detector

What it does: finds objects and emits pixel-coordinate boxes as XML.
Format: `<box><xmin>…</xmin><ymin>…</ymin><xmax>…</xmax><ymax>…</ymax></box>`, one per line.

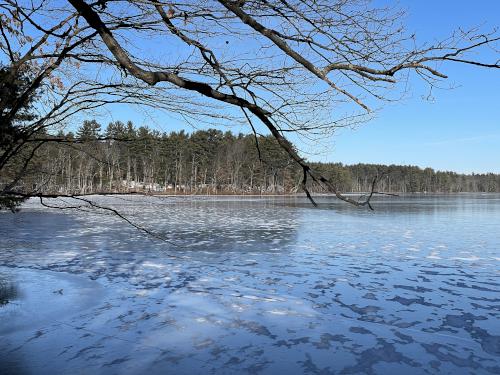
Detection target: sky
<box><xmin>320</xmin><ymin>1</ymin><xmax>500</xmax><ymax>174</ymax></box>
<box><xmin>95</xmin><ymin>1</ymin><xmax>500</xmax><ymax>174</ymax></box>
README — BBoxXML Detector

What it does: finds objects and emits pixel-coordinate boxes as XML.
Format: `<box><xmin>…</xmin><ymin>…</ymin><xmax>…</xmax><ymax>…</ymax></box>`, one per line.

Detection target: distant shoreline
<box><xmin>30</xmin><ymin>191</ymin><xmax>498</xmax><ymax>198</ymax></box>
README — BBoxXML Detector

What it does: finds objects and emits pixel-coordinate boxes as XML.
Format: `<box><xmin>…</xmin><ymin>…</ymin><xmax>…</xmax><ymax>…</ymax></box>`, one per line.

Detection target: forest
<box><xmin>3</xmin><ymin>120</ymin><xmax>499</xmax><ymax>196</ymax></box>
<box><xmin>2</xmin><ymin>0</ymin><xmax>499</xmax><ymax>210</ymax></box>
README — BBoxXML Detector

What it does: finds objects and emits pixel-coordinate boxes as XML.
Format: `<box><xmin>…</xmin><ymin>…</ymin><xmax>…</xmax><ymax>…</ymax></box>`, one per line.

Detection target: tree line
<box><xmin>2</xmin><ymin>120</ymin><xmax>499</xmax><ymax>196</ymax></box>
<box><xmin>1</xmin><ymin>1</ymin><xmax>498</xmax><ymax>210</ymax></box>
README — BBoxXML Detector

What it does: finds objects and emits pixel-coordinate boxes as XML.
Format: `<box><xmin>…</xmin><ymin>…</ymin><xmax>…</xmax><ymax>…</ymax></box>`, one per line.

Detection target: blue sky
<box><xmin>98</xmin><ymin>1</ymin><xmax>499</xmax><ymax>174</ymax></box>
<box><xmin>318</xmin><ymin>1</ymin><xmax>500</xmax><ymax>173</ymax></box>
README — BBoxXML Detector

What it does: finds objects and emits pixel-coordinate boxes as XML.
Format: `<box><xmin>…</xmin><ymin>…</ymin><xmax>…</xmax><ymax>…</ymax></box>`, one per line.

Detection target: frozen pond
<box><xmin>0</xmin><ymin>194</ymin><xmax>499</xmax><ymax>374</ymax></box>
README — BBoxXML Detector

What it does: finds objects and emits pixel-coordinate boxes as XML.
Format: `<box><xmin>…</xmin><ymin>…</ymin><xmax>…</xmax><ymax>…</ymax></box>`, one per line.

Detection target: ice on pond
<box><xmin>0</xmin><ymin>194</ymin><xmax>499</xmax><ymax>374</ymax></box>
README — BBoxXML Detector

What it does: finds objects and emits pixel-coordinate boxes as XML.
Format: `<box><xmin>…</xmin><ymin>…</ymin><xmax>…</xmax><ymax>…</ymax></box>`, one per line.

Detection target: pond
<box><xmin>0</xmin><ymin>194</ymin><xmax>499</xmax><ymax>374</ymax></box>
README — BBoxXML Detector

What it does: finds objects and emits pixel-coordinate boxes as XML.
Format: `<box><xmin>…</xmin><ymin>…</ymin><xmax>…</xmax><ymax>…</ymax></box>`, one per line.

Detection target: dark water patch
<box><xmin>275</xmin><ymin>336</ymin><xmax>310</xmax><ymax>348</ymax></box>
<box><xmin>387</xmin><ymin>295</ymin><xmax>442</xmax><ymax>307</ymax></box>
<box><xmin>299</xmin><ymin>353</ymin><xmax>335</xmax><ymax>375</ymax></box>
<box><xmin>422</xmin><ymin>343</ymin><xmax>482</xmax><ymax>370</ymax></box>
<box><xmin>0</xmin><ymin>279</ymin><xmax>19</xmax><ymax>306</ymax></box>
<box><xmin>341</xmin><ymin>339</ymin><xmax>420</xmax><ymax>374</ymax></box>
<box><xmin>312</xmin><ymin>333</ymin><xmax>350</xmax><ymax>349</ymax></box>
<box><xmin>349</xmin><ymin>326</ymin><xmax>373</xmax><ymax>335</ymax></box>
<box><xmin>393</xmin><ymin>284</ymin><xmax>433</xmax><ymax>293</ymax></box>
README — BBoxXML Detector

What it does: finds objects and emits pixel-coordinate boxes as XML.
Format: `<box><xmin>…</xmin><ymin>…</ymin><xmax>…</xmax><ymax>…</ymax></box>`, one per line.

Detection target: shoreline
<box><xmin>24</xmin><ymin>191</ymin><xmax>500</xmax><ymax>199</ymax></box>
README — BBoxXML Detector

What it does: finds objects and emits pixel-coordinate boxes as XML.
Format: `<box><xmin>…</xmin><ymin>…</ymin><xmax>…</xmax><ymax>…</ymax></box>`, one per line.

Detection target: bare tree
<box><xmin>1</xmin><ymin>0</ymin><xmax>499</xmax><ymax>210</ymax></box>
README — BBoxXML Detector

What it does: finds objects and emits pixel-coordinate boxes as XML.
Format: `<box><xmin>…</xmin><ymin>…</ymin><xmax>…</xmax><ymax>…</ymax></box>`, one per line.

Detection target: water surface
<box><xmin>0</xmin><ymin>194</ymin><xmax>499</xmax><ymax>374</ymax></box>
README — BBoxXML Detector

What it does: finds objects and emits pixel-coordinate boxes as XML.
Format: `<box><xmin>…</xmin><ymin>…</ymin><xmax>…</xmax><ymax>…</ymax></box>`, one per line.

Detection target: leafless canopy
<box><xmin>1</xmin><ymin>0</ymin><xmax>499</xmax><ymax>208</ymax></box>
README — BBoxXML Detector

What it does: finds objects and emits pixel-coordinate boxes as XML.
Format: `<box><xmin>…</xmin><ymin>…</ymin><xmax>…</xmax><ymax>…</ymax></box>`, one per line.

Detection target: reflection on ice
<box><xmin>0</xmin><ymin>276</ymin><xmax>19</xmax><ymax>306</ymax></box>
<box><xmin>0</xmin><ymin>194</ymin><xmax>499</xmax><ymax>374</ymax></box>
